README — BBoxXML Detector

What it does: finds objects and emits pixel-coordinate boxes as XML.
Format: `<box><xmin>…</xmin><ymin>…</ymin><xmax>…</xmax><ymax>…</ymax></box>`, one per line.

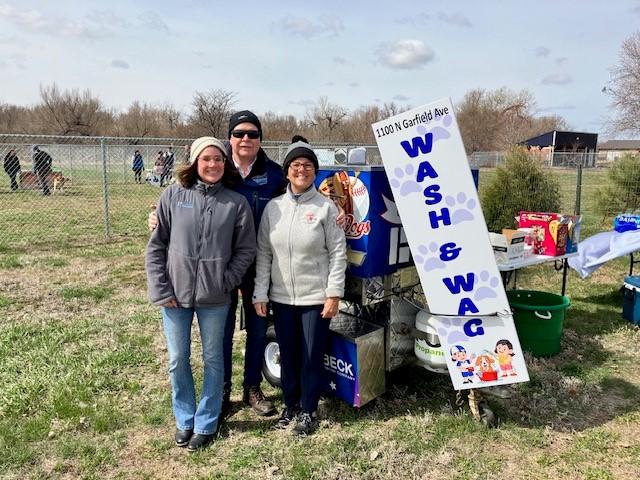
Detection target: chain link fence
<box><xmin>1</xmin><ymin>134</ymin><xmax>638</xmax><ymax>248</ymax></box>
<box><xmin>0</xmin><ymin>134</ymin><xmax>374</xmax><ymax>247</ymax></box>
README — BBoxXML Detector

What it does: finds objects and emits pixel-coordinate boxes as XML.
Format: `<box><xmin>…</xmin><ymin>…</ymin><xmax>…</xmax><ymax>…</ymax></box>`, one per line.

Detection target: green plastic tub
<box><xmin>506</xmin><ymin>290</ymin><xmax>571</xmax><ymax>357</ymax></box>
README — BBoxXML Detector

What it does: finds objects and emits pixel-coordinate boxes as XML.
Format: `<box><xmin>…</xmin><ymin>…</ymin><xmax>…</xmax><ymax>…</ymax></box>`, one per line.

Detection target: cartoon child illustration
<box><xmin>450</xmin><ymin>345</ymin><xmax>475</xmax><ymax>384</ymax></box>
<box><xmin>474</xmin><ymin>352</ymin><xmax>498</xmax><ymax>382</ymax></box>
<box><xmin>495</xmin><ymin>339</ymin><xmax>517</xmax><ymax>377</ymax></box>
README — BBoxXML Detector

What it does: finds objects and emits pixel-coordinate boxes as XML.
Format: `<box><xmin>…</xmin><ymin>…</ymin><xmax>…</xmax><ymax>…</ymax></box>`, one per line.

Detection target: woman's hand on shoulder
<box><xmin>321</xmin><ymin>297</ymin><xmax>340</xmax><ymax>319</ymax></box>
<box><xmin>254</xmin><ymin>302</ymin><xmax>268</xmax><ymax>317</ymax></box>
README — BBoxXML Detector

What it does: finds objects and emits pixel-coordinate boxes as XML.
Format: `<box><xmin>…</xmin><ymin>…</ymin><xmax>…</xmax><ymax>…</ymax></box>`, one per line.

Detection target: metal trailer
<box><xmin>260</xmin><ymin>160</ymin><xmax>497</xmax><ymax>426</ymax></box>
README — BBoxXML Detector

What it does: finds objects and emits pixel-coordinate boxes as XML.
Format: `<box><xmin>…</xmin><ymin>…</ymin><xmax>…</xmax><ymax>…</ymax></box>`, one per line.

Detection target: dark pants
<box><xmin>272</xmin><ymin>302</ymin><xmax>328</xmax><ymax>413</ymax></box>
<box><xmin>7</xmin><ymin>169</ymin><xmax>19</xmax><ymax>190</ymax></box>
<box><xmin>35</xmin><ymin>169</ymin><xmax>50</xmax><ymax>195</ymax></box>
<box><xmin>223</xmin><ymin>286</ymin><xmax>268</xmax><ymax>391</ymax></box>
<box><xmin>133</xmin><ymin>169</ymin><xmax>142</xmax><ymax>183</ymax></box>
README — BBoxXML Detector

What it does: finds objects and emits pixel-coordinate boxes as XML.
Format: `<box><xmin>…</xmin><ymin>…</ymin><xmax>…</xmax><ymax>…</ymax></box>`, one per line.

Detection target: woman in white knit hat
<box><xmin>146</xmin><ymin>137</ymin><xmax>256</xmax><ymax>451</ymax></box>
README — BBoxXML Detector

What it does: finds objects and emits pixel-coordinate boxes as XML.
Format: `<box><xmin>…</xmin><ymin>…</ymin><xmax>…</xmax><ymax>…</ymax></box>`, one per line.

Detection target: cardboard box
<box><xmin>489</xmin><ymin>229</ymin><xmax>526</xmax><ymax>264</ymax></box>
<box><xmin>518</xmin><ymin>212</ymin><xmax>568</xmax><ymax>256</ymax></box>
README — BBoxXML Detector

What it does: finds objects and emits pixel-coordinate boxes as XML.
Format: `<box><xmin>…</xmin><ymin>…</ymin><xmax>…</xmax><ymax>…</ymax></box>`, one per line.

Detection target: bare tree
<box><xmin>456</xmin><ymin>87</ymin><xmax>567</xmax><ymax>153</ymax></box>
<box><xmin>260</xmin><ymin>111</ymin><xmax>302</xmax><ymax>141</ymax></box>
<box><xmin>37</xmin><ymin>83</ymin><xmax>110</xmax><ymax>135</ymax></box>
<box><xmin>606</xmin><ymin>31</ymin><xmax>640</xmax><ymax>135</ymax></box>
<box><xmin>305</xmin><ymin>96</ymin><xmax>349</xmax><ymax>141</ymax></box>
<box><xmin>189</xmin><ymin>89</ymin><xmax>236</xmax><ymax>137</ymax></box>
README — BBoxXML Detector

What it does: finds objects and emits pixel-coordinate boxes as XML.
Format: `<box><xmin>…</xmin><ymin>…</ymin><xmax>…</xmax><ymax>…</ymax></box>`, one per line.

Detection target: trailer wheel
<box><xmin>262</xmin><ymin>325</ymin><xmax>282</xmax><ymax>388</ymax></box>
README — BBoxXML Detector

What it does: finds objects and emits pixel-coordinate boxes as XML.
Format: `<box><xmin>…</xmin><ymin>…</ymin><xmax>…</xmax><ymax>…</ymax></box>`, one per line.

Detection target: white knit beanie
<box><xmin>190</xmin><ymin>137</ymin><xmax>227</xmax><ymax>164</ymax></box>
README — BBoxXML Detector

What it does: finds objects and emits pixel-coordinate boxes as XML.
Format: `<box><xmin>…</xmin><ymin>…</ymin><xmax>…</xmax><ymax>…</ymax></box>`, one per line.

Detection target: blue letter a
<box><xmin>400</xmin><ymin>132</ymin><xmax>433</xmax><ymax>158</ymax></box>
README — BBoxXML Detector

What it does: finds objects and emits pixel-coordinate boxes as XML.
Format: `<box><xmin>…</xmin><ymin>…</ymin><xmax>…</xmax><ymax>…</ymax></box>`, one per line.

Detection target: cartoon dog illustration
<box><xmin>474</xmin><ymin>353</ymin><xmax>498</xmax><ymax>382</ymax></box>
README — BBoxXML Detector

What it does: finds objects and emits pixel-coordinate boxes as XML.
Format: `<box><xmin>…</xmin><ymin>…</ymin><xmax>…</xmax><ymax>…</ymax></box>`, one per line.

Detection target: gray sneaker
<box><xmin>292</xmin><ymin>411</ymin><xmax>318</xmax><ymax>437</ymax></box>
<box><xmin>274</xmin><ymin>406</ymin><xmax>301</xmax><ymax>429</ymax></box>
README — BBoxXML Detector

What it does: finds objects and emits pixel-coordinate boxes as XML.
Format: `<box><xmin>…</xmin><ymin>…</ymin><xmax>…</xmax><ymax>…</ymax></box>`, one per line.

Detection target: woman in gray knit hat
<box><xmin>253</xmin><ymin>138</ymin><xmax>347</xmax><ymax>436</ymax></box>
<box><xmin>146</xmin><ymin>137</ymin><xmax>256</xmax><ymax>451</ymax></box>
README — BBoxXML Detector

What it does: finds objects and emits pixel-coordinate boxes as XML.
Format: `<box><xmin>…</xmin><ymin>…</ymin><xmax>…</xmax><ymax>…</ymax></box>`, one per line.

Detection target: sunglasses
<box><xmin>231</xmin><ymin>130</ymin><xmax>260</xmax><ymax>139</ymax></box>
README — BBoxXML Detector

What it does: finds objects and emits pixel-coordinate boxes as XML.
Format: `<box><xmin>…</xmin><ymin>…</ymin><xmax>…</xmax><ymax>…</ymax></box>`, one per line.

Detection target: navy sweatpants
<box><xmin>271</xmin><ymin>303</ymin><xmax>329</xmax><ymax>413</ymax></box>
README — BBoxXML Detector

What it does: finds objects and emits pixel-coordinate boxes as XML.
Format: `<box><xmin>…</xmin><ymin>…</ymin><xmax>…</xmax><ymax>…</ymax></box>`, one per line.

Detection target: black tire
<box><xmin>262</xmin><ymin>325</ymin><xmax>282</xmax><ymax>388</ymax></box>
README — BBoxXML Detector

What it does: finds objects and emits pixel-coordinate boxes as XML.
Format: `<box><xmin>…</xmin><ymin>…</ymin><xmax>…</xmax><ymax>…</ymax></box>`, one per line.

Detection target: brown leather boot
<box><xmin>242</xmin><ymin>385</ymin><xmax>276</xmax><ymax>416</ymax></box>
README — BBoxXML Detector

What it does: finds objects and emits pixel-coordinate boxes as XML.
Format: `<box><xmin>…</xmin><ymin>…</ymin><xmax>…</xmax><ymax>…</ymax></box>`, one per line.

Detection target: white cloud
<box><xmin>393</xmin><ymin>94</ymin><xmax>410</xmax><ymax>101</ymax></box>
<box><xmin>111</xmin><ymin>59</ymin><xmax>130</xmax><ymax>69</ymax></box>
<box><xmin>0</xmin><ymin>4</ymin><xmax>108</xmax><ymax>39</ymax></box>
<box><xmin>137</xmin><ymin>10</ymin><xmax>169</xmax><ymax>34</ymax></box>
<box><xmin>437</xmin><ymin>12</ymin><xmax>472</xmax><ymax>28</ymax></box>
<box><xmin>376</xmin><ymin>40</ymin><xmax>435</xmax><ymax>70</ymax></box>
<box><xmin>333</xmin><ymin>56</ymin><xmax>348</xmax><ymax>65</ymax></box>
<box><xmin>541</xmin><ymin>73</ymin><xmax>572</xmax><ymax>85</ymax></box>
<box><xmin>349</xmin><ymin>82</ymin><xmax>359</xmax><ymax>88</ymax></box>
<box><xmin>275</xmin><ymin>15</ymin><xmax>344</xmax><ymax>39</ymax></box>
<box><xmin>555</xmin><ymin>57</ymin><xmax>568</xmax><ymax>65</ymax></box>
<box><xmin>394</xmin><ymin>13</ymin><xmax>430</xmax><ymax>25</ymax></box>
<box><xmin>535</xmin><ymin>46</ymin><xmax>550</xmax><ymax>57</ymax></box>
<box><xmin>289</xmin><ymin>99</ymin><xmax>315</xmax><ymax>107</ymax></box>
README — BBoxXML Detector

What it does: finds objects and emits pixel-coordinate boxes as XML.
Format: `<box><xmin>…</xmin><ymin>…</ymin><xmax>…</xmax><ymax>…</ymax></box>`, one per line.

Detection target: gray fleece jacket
<box><xmin>253</xmin><ymin>185</ymin><xmax>347</xmax><ymax>306</ymax></box>
<box><xmin>146</xmin><ymin>181</ymin><xmax>256</xmax><ymax>307</ymax></box>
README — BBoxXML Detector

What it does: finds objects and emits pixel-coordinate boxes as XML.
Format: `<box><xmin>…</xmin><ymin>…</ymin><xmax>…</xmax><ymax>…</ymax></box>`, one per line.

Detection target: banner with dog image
<box><xmin>372</xmin><ymin>97</ymin><xmax>529</xmax><ymax>389</ymax></box>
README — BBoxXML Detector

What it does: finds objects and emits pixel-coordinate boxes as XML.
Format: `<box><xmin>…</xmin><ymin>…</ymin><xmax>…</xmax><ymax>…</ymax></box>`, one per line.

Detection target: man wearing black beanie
<box><xmin>222</xmin><ymin>111</ymin><xmax>286</xmax><ymax>417</ymax></box>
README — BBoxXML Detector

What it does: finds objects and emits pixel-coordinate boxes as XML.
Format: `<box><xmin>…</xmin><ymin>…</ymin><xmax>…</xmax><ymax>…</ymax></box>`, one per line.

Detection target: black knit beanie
<box><xmin>283</xmin><ymin>140</ymin><xmax>319</xmax><ymax>173</ymax></box>
<box><xmin>228</xmin><ymin>110</ymin><xmax>262</xmax><ymax>140</ymax></box>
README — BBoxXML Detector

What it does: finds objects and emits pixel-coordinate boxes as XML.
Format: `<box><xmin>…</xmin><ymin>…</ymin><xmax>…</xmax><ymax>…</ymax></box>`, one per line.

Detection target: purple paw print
<box><xmin>414</xmin><ymin>242</ymin><xmax>446</xmax><ymax>272</ymax></box>
<box><xmin>436</xmin><ymin>316</ymin><xmax>468</xmax><ymax>345</ymax></box>
<box><xmin>473</xmin><ymin>270</ymin><xmax>501</xmax><ymax>302</ymax></box>
<box><xmin>416</xmin><ymin>114</ymin><xmax>453</xmax><ymax>142</ymax></box>
<box><xmin>445</xmin><ymin>192</ymin><xmax>477</xmax><ymax>224</ymax></box>
<box><xmin>389</xmin><ymin>163</ymin><xmax>421</xmax><ymax>196</ymax></box>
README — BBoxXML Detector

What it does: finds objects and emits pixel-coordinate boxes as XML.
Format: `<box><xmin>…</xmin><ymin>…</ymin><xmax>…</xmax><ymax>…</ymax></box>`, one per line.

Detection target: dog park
<box><xmin>0</xmin><ymin>133</ymin><xmax>639</xmax><ymax>479</ymax></box>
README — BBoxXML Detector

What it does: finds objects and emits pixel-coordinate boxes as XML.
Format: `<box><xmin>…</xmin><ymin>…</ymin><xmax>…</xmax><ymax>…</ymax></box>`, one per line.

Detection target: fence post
<box><xmin>101</xmin><ymin>137</ymin><xmax>111</xmax><ymax>237</ymax></box>
<box><xmin>575</xmin><ymin>163</ymin><xmax>582</xmax><ymax>216</ymax></box>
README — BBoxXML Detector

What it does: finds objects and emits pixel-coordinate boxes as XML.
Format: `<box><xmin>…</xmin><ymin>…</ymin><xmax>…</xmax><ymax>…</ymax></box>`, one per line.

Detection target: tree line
<box><xmin>0</xmin><ymin>83</ymin><xmax>567</xmax><ymax>152</ymax></box>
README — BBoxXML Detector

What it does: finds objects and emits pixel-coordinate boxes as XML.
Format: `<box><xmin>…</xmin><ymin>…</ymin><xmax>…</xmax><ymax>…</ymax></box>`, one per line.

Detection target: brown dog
<box><xmin>19</xmin><ymin>171</ymin><xmax>68</xmax><ymax>193</ymax></box>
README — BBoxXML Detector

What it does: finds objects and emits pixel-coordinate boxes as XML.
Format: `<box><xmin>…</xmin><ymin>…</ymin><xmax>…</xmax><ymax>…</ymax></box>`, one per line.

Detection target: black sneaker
<box><xmin>274</xmin><ymin>406</ymin><xmax>301</xmax><ymax>429</ymax></box>
<box><xmin>187</xmin><ymin>433</ymin><xmax>214</xmax><ymax>452</ymax></box>
<box><xmin>174</xmin><ymin>428</ymin><xmax>193</xmax><ymax>447</ymax></box>
<box><xmin>292</xmin><ymin>411</ymin><xmax>318</xmax><ymax>437</ymax></box>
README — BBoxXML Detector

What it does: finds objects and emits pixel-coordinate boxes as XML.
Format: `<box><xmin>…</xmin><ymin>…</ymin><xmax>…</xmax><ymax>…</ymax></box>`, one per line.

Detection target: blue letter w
<box><xmin>400</xmin><ymin>132</ymin><xmax>433</xmax><ymax>158</ymax></box>
<box><xmin>442</xmin><ymin>273</ymin><xmax>476</xmax><ymax>294</ymax></box>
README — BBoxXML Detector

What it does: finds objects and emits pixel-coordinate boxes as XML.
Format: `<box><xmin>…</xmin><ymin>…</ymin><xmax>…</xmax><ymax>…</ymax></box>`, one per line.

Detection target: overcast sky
<box><xmin>1</xmin><ymin>0</ymin><xmax>639</xmax><ymax>137</ymax></box>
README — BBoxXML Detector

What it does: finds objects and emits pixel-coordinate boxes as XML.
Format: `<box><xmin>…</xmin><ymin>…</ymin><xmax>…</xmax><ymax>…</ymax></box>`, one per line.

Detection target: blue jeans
<box><xmin>162</xmin><ymin>305</ymin><xmax>229</xmax><ymax>435</ymax></box>
<box><xmin>223</xmin><ymin>286</ymin><xmax>268</xmax><ymax>390</ymax></box>
<box><xmin>271</xmin><ymin>303</ymin><xmax>328</xmax><ymax>413</ymax></box>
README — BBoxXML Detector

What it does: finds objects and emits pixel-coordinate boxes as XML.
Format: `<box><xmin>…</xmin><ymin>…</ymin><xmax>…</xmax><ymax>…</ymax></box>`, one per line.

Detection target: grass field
<box><xmin>1</xmin><ymin>166</ymin><xmax>639</xmax><ymax>479</ymax></box>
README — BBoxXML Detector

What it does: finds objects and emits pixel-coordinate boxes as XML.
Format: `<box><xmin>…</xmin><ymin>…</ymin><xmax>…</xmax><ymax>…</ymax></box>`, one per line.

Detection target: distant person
<box><xmin>3</xmin><ymin>149</ymin><xmax>20</xmax><ymax>191</ymax></box>
<box><xmin>182</xmin><ymin>144</ymin><xmax>191</xmax><ymax>165</ymax></box>
<box><xmin>161</xmin><ymin>146</ymin><xmax>175</xmax><ymax>186</ymax></box>
<box><xmin>132</xmin><ymin>150</ymin><xmax>144</xmax><ymax>184</ymax></box>
<box><xmin>32</xmin><ymin>145</ymin><xmax>53</xmax><ymax>196</ymax></box>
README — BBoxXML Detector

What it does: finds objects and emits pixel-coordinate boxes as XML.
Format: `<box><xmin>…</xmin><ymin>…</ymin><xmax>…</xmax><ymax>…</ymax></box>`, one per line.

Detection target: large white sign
<box><xmin>372</xmin><ymin>98</ymin><xmax>529</xmax><ymax>389</ymax></box>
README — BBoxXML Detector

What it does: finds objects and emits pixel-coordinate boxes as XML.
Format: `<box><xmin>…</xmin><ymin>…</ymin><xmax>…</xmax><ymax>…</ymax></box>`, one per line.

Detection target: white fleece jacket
<box><xmin>253</xmin><ymin>185</ymin><xmax>347</xmax><ymax>306</ymax></box>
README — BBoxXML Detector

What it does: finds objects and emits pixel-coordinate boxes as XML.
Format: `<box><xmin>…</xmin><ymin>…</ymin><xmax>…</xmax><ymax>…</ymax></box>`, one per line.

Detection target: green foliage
<box><xmin>481</xmin><ymin>147</ymin><xmax>562</xmax><ymax>232</ymax></box>
<box><xmin>595</xmin><ymin>153</ymin><xmax>640</xmax><ymax>217</ymax></box>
